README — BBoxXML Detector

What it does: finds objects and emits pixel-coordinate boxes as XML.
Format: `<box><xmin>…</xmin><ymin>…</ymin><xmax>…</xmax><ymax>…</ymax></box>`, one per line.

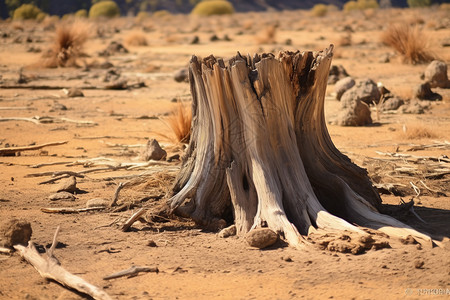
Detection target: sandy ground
<box><xmin>0</xmin><ymin>8</ymin><xmax>450</xmax><ymax>300</ymax></box>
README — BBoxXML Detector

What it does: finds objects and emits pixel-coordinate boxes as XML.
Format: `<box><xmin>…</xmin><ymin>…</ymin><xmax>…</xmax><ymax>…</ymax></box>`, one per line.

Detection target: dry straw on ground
<box><xmin>255</xmin><ymin>25</ymin><xmax>277</xmax><ymax>44</ymax></box>
<box><xmin>400</xmin><ymin>124</ymin><xmax>438</xmax><ymax>140</ymax></box>
<box><xmin>40</xmin><ymin>21</ymin><xmax>90</xmax><ymax>68</ymax></box>
<box><xmin>381</xmin><ymin>23</ymin><xmax>434</xmax><ymax>64</ymax></box>
<box><xmin>161</xmin><ymin>102</ymin><xmax>192</xmax><ymax>144</ymax></box>
<box><xmin>125</xmin><ymin>31</ymin><xmax>148</xmax><ymax>46</ymax></box>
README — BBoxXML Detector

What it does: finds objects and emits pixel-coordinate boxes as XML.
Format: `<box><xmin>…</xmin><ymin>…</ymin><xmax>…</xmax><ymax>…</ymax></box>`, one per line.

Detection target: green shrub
<box><xmin>75</xmin><ymin>9</ymin><xmax>88</xmax><ymax>18</ymax></box>
<box><xmin>36</xmin><ymin>12</ymin><xmax>48</xmax><ymax>22</ymax></box>
<box><xmin>343</xmin><ymin>0</ymin><xmax>359</xmax><ymax>11</ymax></box>
<box><xmin>89</xmin><ymin>1</ymin><xmax>120</xmax><ymax>19</ymax></box>
<box><xmin>311</xmin><ymin>4</ymin><xmax>328</xmax><ymax>17</ymax></box>
<box><xmin>13</xmin><ymin>4</ymin><xmax>43</xmax><ymax>20</ymax></box>
<box><xmin>191</xmin><ymin>0</ymin><xmax>234</xmax><ymax>16</ymax></box>
<box><xmin>407</xmin><ymin>0</ymin><xmax>431</xmax><ymax>7</ymax></box>
<box><xmin>153</xmin><ymin>10</ymin><xmax>171</xmax><ymax>18</ymax></box>
<box><xmin>343</xmin><ymin>0</ymin><xmax>379</xmax><ymax>11</ymax></box>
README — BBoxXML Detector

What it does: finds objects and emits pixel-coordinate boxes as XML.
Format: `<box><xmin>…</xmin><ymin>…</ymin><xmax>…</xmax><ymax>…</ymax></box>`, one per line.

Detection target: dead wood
<box><xmin>121</xmin><ymin>208</ymin><xmax>147</xmax><ymax>232</ymax></box>
<box><xmin>110</xmin><ymin>182</ymin><xmax>125</xmax><ymax>207</ymax></box>
<box><xmin>0</xmin><ymin>116</ymin><xmax>97</xmax><ymax>126</ymax></box>
<box><xmin>0</xmin><ymin>107</ymin><xmax>36</xmax><ymax>111</ymax></box>
<box><xmin>0</xmin><ymin>141</ymin><xmax>68</xmax><ymax>156</ymax></box>
<box><xmin>167</xmin><ymin>47</ymin><xmax>436</xmax><ymax>248</ymax></box>
<box><xmin>13</xmin><ymin>228</ymin><xmax>112</xmax><ymax>300</ymax></box>
<box><xmin>103</xmin><ymin>265</ymin><xmax>159</xmax><ymax>280</ymax></box>
<box><xmin>41</xmin><ymin>207</ymin><xmax>106</xmax><ymax>213</ymax></box>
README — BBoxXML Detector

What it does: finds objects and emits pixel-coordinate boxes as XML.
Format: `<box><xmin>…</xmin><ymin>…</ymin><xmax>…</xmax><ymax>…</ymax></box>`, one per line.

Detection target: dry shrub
<box><xmin>125</xmin><ymin>31</ymin><xmax>148</xmax><ymax>46</ymax></box>
<box><xmin>381</xmin><ymin>23</ymin><xmax>434</xmax><ymax>64</ymax></box>
<box><xmin>400</xmin><ymin>124</ymin><xmax>437</xmax><ymax>140</ymax></box>
<box><xmin>162</xmin><ymin>102</ymin><xmax>192</xmax><ymax>143</ymax></box>
<box><xmin>338</xmin><ymin>33</ymin><xmax>352</xmax><ymax>47</ymax></box>
<box><xmin>256</xmin><ymin>25</ymin><xmax>277</xmax><ymax>44</ymax></box>
<box><xmin>41</xmin><ymin>21</ymin><xmax>90</xmax><ymax>68</ymax></box>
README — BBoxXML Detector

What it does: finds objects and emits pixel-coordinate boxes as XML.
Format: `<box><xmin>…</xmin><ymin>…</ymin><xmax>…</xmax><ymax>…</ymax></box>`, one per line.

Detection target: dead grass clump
<box><xmin>125</xmin><ymin>31</ymin><xmax>148</xmax><ymax>46</ymax></box>
<box><xmin>256</xmin><ymin>25</ymin><xmax>277</xmax><ymax>44</ymax></box>
<box><xmin>381</xmin><ymin>23</ymin><xmax>435</xmax><ymax>64</ymax></box>
<box><xmin>400</xmin><ymin>124</ymin><xmax>437</xmax><ymax>140</ymax></box>
<box><xmin>163</xmin><ymin>102</ymin><xmax>192</xmax><ymax>144</ymax></box>
<box><xmin>41</xmin><ymin>21</ymin><xmax>90</xmax><ymax>68</ymax></box>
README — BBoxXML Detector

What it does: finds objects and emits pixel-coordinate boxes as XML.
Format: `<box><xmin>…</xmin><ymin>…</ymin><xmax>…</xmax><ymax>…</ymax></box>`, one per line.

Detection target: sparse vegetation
<box><xmin>125</xmin><ymin>31</ymin><xmax>148</xmax><ymax>46</ymax></box>
<box><xmin>400</xmin><ymin>124</ymin><xmax>437</xmax><ymax>140</ymax></box>
<box><xmin>89</xmin><ymin>0</ymin><xmax>120</xmax><ymax>19</ymax></box>
<box><xmin>12</xmin><ymin>4</ymin><xmax>43</xmax><ymax>20</ymax></box>
<box><xmin>255</xmin><ymin>24</ymin><xmax>277</xmax><ymax>44</ymax></box>
<box><xmin>165</xmin><ymin>102</ymin><xmax>192</xmax><ymax>143</ymax></box>
<box><xmin>191</xmin><ymin>0</ymin><xmax>234</xmax><ymax>16</ymax></box>
<box><xmin>153</xmin><ymin>10</ymin><xmax>171</xmax><ymax>18</ymax></box>
<box><xmin>75</xmin><ymin>9</ymin><xmax>88</xmax><ymax>18</ymax></box>
<box><xmin>344</xmin><ymin>0</ymin><xmax>379</xmax><ymax>11</ymax></box>
<box><xmin>381</xmin><ymin>23</ymin><xmax>434</xmax><ymax>64</ymax></box>
<box><xmin>41</xmin><ymin>21</ymin><xmax>90</xmax><ymax>68</ymax></box>
<box><xmin>311</xmin><ymin>4</ymin><xmax>329</xmax><ymax>17</ymax></box>
<box><xmin>407</xmin><ymin>0</ymin><xmax>431</xmax><ymax>8</ymax></box>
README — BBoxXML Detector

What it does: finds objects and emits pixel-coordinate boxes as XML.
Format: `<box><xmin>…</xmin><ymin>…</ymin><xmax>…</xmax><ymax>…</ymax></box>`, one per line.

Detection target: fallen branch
<box><xmin>110</xmin><ymin>182</ymin><xmax>125</xmax><ymax>208</ymax></box>
<box><xmin>121</xmin><ymin>208</ymin><xmax>147</xmax><ymax>232</ymax></box>
<box><xmin>0</xmin><ymin>117</ymin><xmax>40</xmax><ymax>124</ymax></box>
<box><xmin>103</xmin><ymin>265</ymin><xmax>159</xmax><ymax>280</ymax></box>
<box><xmin>0</xmin><ymin>141</ymin><xmax>68</xmax><ymax>156</ymax></box>
<box><xmin>0</xmin><ymin>107</ymin><xmax>36</xmax><ymax>111</ymax></box>
<box><xmin>13</xmin><ymin>230</ymin><xmax>112</xmax><ymax>300</ymax></box>
<box><xmin>0</xmin><ymin>246</ymin><xmax>13</xmax><ymax>254</ymax></box>
<box><xmin>0</xmin><ymin>116</ymin><xmax>97</xmax><ymax>126</ymax></box>
<box><xmin>41</xmin><ymin>207</ymin><xmax>106</xmax><ymax>214</ymax></box>
<box><xmin>30</xmin><ymin>161</ymin><xmax>73</xmax><ymax>168</ymax></box>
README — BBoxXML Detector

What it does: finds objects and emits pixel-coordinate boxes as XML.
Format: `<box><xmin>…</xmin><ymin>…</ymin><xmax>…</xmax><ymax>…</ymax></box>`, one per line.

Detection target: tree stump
<box><xmin>168</xmin><ymin>46</ymin><xmax>433</xmax><ymax>248</ymax></box>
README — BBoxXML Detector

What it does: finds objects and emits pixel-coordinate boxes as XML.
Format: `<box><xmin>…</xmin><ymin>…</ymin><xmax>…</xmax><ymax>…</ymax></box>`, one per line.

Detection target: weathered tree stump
<box><xmin>168</xmin><ymin>46</ymin><xmax>433</xmax><ymax>248</ymax></box>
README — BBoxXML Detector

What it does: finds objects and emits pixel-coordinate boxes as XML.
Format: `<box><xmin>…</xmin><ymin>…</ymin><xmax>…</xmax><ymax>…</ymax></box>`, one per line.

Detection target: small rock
<box><xmin>223</xmin><ymin>34</ymin><xmax>232</xmax><ymax>41</ymax></box>
<box><xmin>167</xmin><ymin>154</ymin><xmax>180</xmax><ymax>162</ymax></box>
<box><xmin>380</xmin><ymin>96</ymin><xmax>404</xmax><ymax>111</ymax></box>
<box><xmin>105</xmin><ymin>79</ymin><xmax>128</xmax><ymax>90</ymax></box>
<box><xmin>190</xmin><ymin>36</ymin><xmax>199</xmax><ymax>45</ymax></box>
<box><xmin>400</xmin><ymin>235</ymin><xmax>417</xmax><ymax>245</ymax></box>
<box><xmin>174</xmin><ymin>68</ymin><xmax>189</xmax><ymax>83</ymax></box>
<box><xmin>341</xmin><ymin>78</ymin><xmax>381</xmax><ymax>105</ymax></box>
<box><xmin>334</xmin><ymin>97</ymin><xmax>372</xmax><ymax>126</ymax></box>
<box><xmin>48</xmin><ymin>192</ymin><xmax>75</xmax><ymax>201</ymax></box>
<box><xmin>334</xmin><ymin>77</ymin><xmax>355</xmax><ymax>101</ymax></box>
<box><xmin>424</xmin><ymin>60</ymin><xmax>450</xmax><ymax>88</ymax></box>
<box><xmin>66</xmin><ymin>87</ymin><xmax>84</xmax><ymax>97</ymax></box>
<box><xmin>98</xmin><ymin>41</ymin><xmax>129</xmax><ymax>57</ymax></box>
<box><xmin>245</xmin><ymin>228</ymin><xmax>278</xmax><ymax>249</ymax></box>
<box><xmin>147</xmin><ymin>240</ymin><xmax>157</xmax><ymax>247</ymax></box>
<box><xmin>0</xmin><ymin>218</ymin><xmax>32</xmax><ymax>248</ymax></box>
<box><xmin>141</xmin><ymin>139</ymin><xmax>167</xmax><ymax>161</ymax></box>
<box><xmin>210</xmin><ymin>34</ymin><xmax>219</xmax><ymax>42</ymax></box>
<box><xmin>328</xmin><ymin>65</ymin><xmax>349</xmax><ymax>84</ymax></box>
<box><xmin>51</xmin><ymin>102</ymin><xmax>67</xmax><ymax>111</ymax></box>
<box><xmin>413</xmin><ymin>82</ymin><xmax>442</xmax><ymax>101</ymax></box>
<box><xmin>54</xmin><ymin>176</ymin><xmax>77</xmax><ymax>193</ymax></box>
<box><xmin>378</xmin><ymin>53</ymin><xmax>390</xmax><ymax>63</ymax></box>
<box><xmin>285</xmin><ymin>38</ymin><xmax>292</xmax><ymax>46</ymax></box>
<box><xmin>414</xmin><ymin>260</ymin><xmax>424</xmax><ymax>269</ymax></box>
<box><xmin>218</xmin><ymin>224</ymin><xmax>236</xmax><ymax>238</ymax></box>
<box><xmin>86</xmin><ymin>198</ymin><xmax>109</xmax><ymax>208</ymax></box>
<box><xmin>400</xmin><ymin>100</ymin><xmax>428</xmax><ymax>114</ymax></box>
<box><xmin>283</xmin><ymin>256</ymin><xmax>293</xmax><ymax>262</ymax></box>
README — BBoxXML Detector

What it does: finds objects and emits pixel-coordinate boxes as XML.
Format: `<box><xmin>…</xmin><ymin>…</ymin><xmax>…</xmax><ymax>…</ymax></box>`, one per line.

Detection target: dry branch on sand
<box><xmin>13</xmin><ymin>227</ymin><xmax>111</xmax><ymax>300</ymax></box>
<box><xmin>0</xmin><ymin>141</ymin><xmax>68</xmax><ymax>156</ymax></box>
<box><xmin>380</xmin><ymin>23</ymin><xmax>435</xmax><ymax>64</ymax></box>
<box><xmin>168</xmin><ymin>46</ymin><xmax>437</xmax><ymax>250</ymax></box>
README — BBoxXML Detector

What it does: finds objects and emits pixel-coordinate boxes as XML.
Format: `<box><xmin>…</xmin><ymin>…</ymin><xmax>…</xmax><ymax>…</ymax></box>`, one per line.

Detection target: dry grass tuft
<box><xmin>41</xmin><ymin>21</ymin><xmax>90</xmax><ymax>68</ymax></box>
<box><xmin>380</xmin><ymin>23</ymin><xmax>435</xmax><ymax>64</ymax></box>
<box><xmin>255</xmin><ymin>25</ymin><xmax>277</xmax><ymax>44</ymax></box>
<box><xmin>400</xmin><ymin>124</ymin><xmax>438</xmax><ymax>140</ymax></box>
<box><xmin>125</xmin><ymin>31</ymin><xmax>148</xmax><ymax>46</ymax></box>
<box><xmin>162</xmin><ymin>102</ymin><xmax>192</xmax><ymax>144</ymax></box>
